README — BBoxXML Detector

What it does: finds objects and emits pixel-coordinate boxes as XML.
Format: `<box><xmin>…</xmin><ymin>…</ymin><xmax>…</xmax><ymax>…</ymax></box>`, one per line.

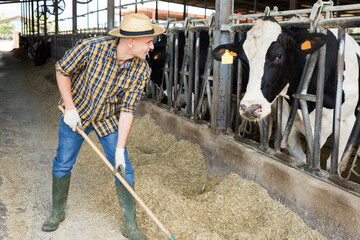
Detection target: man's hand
<box><xmin>114</xmin><ymin>148</ymin><xmax>126</xmax><ymax>177</ymax></box>
<box><xmin>64</xmin><ymin>108</ymin><xmax>83</xmax><ymax>131</ymax></box>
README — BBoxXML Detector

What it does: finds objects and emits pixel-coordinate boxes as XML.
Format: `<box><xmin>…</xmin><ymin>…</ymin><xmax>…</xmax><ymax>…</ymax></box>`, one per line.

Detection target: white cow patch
<box><xmin>240</xmin><ymin>19</ymin><xmax>282</xmax><ymax>119</ymax></box>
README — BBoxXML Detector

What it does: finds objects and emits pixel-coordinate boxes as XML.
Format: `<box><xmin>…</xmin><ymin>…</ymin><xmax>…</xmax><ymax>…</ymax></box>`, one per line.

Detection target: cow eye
<box><xmin>275</xmin><ymin>54</ymin><xmax>282</xmax><ymax>61</ymax></box>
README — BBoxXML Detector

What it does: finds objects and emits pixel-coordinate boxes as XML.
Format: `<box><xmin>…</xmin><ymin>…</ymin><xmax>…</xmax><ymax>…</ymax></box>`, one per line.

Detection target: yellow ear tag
<box><xmin>154</xmin><ymin>54</ymin><xmax>158</xmax><ymax>60</ymax></box>
<box><xmin>301</xmin><ymin>40</ymin><xmax>312</xmax><ymax>50</ymax></box>
<box><xmin>221</xmin><ymin>49</ymin><xmax>233</xmax><ymax>64</ymax></box>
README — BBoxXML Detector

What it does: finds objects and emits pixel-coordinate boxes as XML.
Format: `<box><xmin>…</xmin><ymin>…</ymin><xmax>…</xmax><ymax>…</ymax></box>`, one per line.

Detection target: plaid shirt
<box><xmin>55</xmin><ymin>36</ymin><xmax>150</xmax><ymax>137</ymax></box>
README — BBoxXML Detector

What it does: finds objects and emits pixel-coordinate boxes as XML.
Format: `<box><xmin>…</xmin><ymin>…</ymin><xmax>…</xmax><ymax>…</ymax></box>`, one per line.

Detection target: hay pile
<box><xmin>124</xmin><ymin>116</ymin><xmax>327</xmax><ymax>240</ymax></box>
<box><xmin>2</xmin><ymin>52</ymin><xmax>327</xmax><ymax>240</ymax></box>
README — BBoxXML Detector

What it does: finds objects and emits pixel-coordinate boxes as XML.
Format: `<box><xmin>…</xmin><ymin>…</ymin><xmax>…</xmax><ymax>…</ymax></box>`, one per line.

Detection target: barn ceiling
<box><xmin>168</xmin><ymin>0</ymin><xmax>360</xmax><ymax>15</ymax></box>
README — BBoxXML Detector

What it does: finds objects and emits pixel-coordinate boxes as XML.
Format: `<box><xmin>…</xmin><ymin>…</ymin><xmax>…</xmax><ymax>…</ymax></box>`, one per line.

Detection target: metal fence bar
<box><xmin>234</xmin><ymin>58</ymin><xmax>243</xmax><ymax>136</ymax></box>
<box><xmin>174</xmin><ymin>33</ymin><xmax>179</xmax><ymax>104</ymax></box>
<box><xmin>274</xmin><ymin>96</ymin><xmax>283</xmax><ymax>152</ymax></box>
<box><xmin>194</xmin><ymin>32</ymin><xmax>200</xmax><ymax>117</ymax></box>
<box><xmin>229</xmin><ymin>3</ymin><xmax>360</xmax><ymax>20</ymax></box>
<box><xmin>187</xmin><ymin>29</ymin><xmax>194</xmax><ymax>117</ymax></box>
<box><xmin>212</xmin><ymin>0</ymin><xmax>233</xmax><ymax>134</ymax></box>
<box><xmin>230</xmin><ymin>17</ymin><xmax>360</xmax><ymax>32</ymax></box>
<box><xmin>167</xmin><ymin>32</ymin><xmax>174</xmax><ymax>107</ymax></box>
<box><xmin>331</xmin><ymin>28</ymin><xmax>346</xmax><ymax>174</ymax></box>
<box><xmin>312</xmin><ymin>28</ymin><xmax>327</xmax><ymax>169</ymax></box>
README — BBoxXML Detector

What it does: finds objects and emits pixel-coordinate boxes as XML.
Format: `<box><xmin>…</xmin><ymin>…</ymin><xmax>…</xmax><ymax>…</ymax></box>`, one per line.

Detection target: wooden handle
<box><xmin>58</xmin><ymin>105</ymin><xmax>173</xmax><ymax>239</ymax></box>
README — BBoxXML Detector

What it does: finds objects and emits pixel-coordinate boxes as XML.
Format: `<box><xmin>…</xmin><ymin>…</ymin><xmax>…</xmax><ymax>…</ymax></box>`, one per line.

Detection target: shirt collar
<box><xmin>111</xmin><ymin>38</ymin><xmax>142</xmax><ymax>69</ymax></box>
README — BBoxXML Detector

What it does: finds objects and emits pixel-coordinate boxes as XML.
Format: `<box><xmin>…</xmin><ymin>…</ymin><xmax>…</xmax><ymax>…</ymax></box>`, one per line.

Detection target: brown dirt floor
<box><xmin>0</xmin><ymin>49</ymin><xmax>327</xmax><ymax>240</ymax></box>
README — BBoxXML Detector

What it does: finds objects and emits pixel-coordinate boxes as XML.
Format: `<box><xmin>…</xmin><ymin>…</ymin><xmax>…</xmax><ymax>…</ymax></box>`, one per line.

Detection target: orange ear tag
<box><xmin>154</xmin><ymin>54</ymin><xmax>158</xmax><ymax>60</ymax></box>
<box><xmin>229</xmin><ymin>51</ymin><xmax>237</xmax><ymax>57</ymax></box>
<box><xmin>301</xmin><ymin>40</ymin><xmax>312</xmax><ymax>50</ymax></box>
<box><xmin>221</xmin><ymin>50</ymin><xmax>233</xmax><ymax>64</ymax></box>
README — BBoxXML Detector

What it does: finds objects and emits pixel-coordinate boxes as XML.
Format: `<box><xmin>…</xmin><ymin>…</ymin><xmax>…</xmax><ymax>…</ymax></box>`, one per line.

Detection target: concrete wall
<box><xmin>137</xmin><ymin>100</ymin><xmax>360</xmax><ymax>240</ymax></box>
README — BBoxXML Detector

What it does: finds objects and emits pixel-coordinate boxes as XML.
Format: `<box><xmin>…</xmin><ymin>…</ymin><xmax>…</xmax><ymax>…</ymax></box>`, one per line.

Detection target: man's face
<box><xmin>131</xmin><ymin>36</ymin><xmax>154</xmax><ymax>60</ymax></box>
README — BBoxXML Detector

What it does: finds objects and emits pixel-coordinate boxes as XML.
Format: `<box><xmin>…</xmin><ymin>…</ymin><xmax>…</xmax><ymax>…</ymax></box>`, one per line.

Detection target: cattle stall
<box><xmin>142</xmin><ymin>2</ymin><xmax>360</xmax><ymax>239</ymax></box>
<box><xmin>17</xmin><ymin>0</ymin><xmax>360</xmax><ymax>239</ymax></box>
<box><xmin>147</xmin><ymin>2</ymin><xmax>360</xmax><ymax>186</ymax></box>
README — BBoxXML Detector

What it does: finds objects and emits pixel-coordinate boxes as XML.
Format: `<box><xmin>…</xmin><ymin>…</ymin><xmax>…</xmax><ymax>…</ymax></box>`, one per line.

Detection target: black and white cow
<box><xmin>212</xmin><ymin>16</ymin><xmax>360</xmax><ymax>166</ymax></box>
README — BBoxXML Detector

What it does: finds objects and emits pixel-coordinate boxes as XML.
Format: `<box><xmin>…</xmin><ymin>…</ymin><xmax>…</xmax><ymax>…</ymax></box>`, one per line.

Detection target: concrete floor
<box><xmin>0</xmin><ymin>51</ymin><xmax>126</xmax><ymax>240</ymax></box>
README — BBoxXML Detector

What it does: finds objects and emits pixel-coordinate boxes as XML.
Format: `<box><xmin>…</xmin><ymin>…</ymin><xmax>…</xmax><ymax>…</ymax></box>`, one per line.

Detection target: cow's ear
<box><xmin>297</xmin><ymin>33</ymin><xmax>327</xmax><ymax>54</ymax></box>
<box><xmin>212</xmin><ymin>42</ymin><xmax>241</xmax><ymax>61</ymax></box>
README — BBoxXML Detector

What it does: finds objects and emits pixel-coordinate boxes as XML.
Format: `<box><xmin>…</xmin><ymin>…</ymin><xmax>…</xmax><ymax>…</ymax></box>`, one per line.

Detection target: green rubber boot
<box><xmin>42</xmin><ymin>174</ymin><xmax>71</xmax><ymax>232</ymax></box>
<box><xmin>116</xmin><ymin>182</ymin><xmax>147</xmax><ymax>240</ymax></box>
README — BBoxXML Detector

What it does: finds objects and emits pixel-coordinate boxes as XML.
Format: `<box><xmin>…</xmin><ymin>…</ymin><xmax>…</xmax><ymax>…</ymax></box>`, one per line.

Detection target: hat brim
<box><xmin>109</xmin><ymin>24</ymin><xmax>165</xmax><ymax>38</ymax></box>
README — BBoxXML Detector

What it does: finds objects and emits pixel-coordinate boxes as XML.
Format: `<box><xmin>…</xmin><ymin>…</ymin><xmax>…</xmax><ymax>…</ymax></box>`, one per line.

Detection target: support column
<box><xmin>28</xmin><ymin>0</ymin><xmax>31</xmax><ymax>35</ymax></box>
<box><xmin>183</xmin><ymin>0</ymin><xmax>187</xmax><ymax>20</ymax></box>
<box><xmin>155</xmin><ymin>0</ymin><xmax>158</xmax><ymax>20</ymax></box>
<box><xmin>31</xmin><ymin>0</ymin><xmax>35</xmax><ymax>35</ymax></box>
<box><xmin>211</xmin><ymin>0</ymin><xmax>233</xmax><ymax>134</ymax></box>
<box><xmin>72</xmin><ymin>0</ymin><xmax>77</xmax><ymax>34</ymax></box>
<box><xmin>21</xmin><ymin>0</ymin><xmax>23</xmax><ymax>34</ymax></box>
<box><xmin>24</xmin><ymin>0</ymin><xmax>27</xmax><ymax>35</ymax></box>
<box><xmin>107</xmin><ymin>0</ymin><xmax>115</xmax><ymax>32</ymax></box>
<box><xmin>289</xmin><ymin>0</ymin><xmax>297</xmax><ymax>10</ymax></box>
<box><xmin>55</xmin><ymin>0</ymin><xmax>58</xmax><ymax>34</ymax></box>
<box><xmin>43</xmin><ymin>0</ymin><xmax>47</xmax><ymax>40</ymax></box>
<box><xmin>36</xmin><ymin>0</ymin><xmax>40</xmax><ymax>37</ymax></box>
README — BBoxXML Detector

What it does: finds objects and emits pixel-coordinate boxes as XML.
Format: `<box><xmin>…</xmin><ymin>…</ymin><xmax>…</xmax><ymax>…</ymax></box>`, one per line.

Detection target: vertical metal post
<box><xmin>168</xmin><ymin>32</ymin><xmax>174</xmax><ymax>107</ymax></box>
<box><xmin>155</xmin><ymin>0</ymin><xmax>158</xmax><ymax>20</ymax></box>
<box><xmin>28</xmin><ymin>0</ymin><xmax>32</xmax><ymax>35</ymax></box>
<box><xmin>21</xmin><ymin>0</ymin><xmax>23</xmax><ymax>35</ymax></box>
<box><xmin>204</xmin><ymin>0</ymin><xmax>207</xmax><ymax>18</ymax></box>
<box><xmin>289</xmin><ymin>0</ymin><xmax>297</xmax><ymax>10</ymax></box>
<box><xmin>107</xmin><ymin>0</ymin><xmax>115</xmax><ymax>32</ymax></box>
<box><xmin>55</xmin><ymin>0</ymin><xmax>58</xmax><ymax>34</ymax></box>
<box><xmin>174</xmin><ymin>33</ymin><xmax>179</xmax><ymax>103</ymax></box>
<box><xmin>253</xmin><ymin>0</ymin><xmax>257</xmax><ymax>13</ymax></box>
<box><xmin>212</xmin><ymin>0</ymin><xmax>233</xmax><ymax>134</ymax></box>
<box><xmin>274</xmin><ymin>96</ymin><xmax>283</xmax><ymax>152</ymax></box>
<box><xmin>87</xmin><ymin>2</ymin><xmax>89</xmax><ymax>29</ymax></box>
<box><xmin>37</xmin><ymin>0</ymin><xmax>40</xmax><ymax>37</ymax></box>
<box><xmin>119</xmin><ymin>0</ymin><xmax>121</xmax><ymax>24</ymax></box>
<box><xmin>135</xmin><ymin>0</ymin><xmax>137</xmax><ymax>13</ymax></box>
<box><xmin>331</xmin><ymin>28</ymin><xmax>346</xmax><ymax>174</ymax></box>
<box><xmin>235</xmin><ymin>58</ymin><xmax>243</xmax><ymax>136</ymax></box>
<box><xmin>31</xmin><ymin>0</ymin><xmax>35</xmax><ymax>35</ymax></box>
<box><xmin>43</xmin><ymin>0</ymin><xmax>47</xmax><ymax>40</ymax></box>
<box><xmin>194</xmin><ymin>32</ymin><xmax>200</xmax><ymax>116</ymax></box>
<box><xmin>97</xmin><ymin>0</ymin><xmax>99</xmax><ymax>29</ymax></box>
<box><xmin>259</xmin><ymin>116</ymin><xmax>270</xmax><ymax>151</ymax></box>
<box><xmin>183</xmin><ymin>0</ymin><xmax>187</xmax><ymax>20</ymax></box>
<box><xmin>73</xmin><ymin>0</ymin><xmax>77</xmax><ymax>34</ymax></box>
<box><xmin>312</xmin><ymin>29</ymin><xmax>327</xmax><ymax>169</ymax></box>
<box><xmin>187</xmin><ymin>29</ymin><xmax>194</xmax><ymax>117</ymax></box>
<box><xmin>54</xmin><ymin>0</ymin><xmax>58</xmax><ymax>58</ymax></box>
<box><xmin>24</xmin><ymin>0</ymin><xmax>27</xmax><ymax>35</ymax></box>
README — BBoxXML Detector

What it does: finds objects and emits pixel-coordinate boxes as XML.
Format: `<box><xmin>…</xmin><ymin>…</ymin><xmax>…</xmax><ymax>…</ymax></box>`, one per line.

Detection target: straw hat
<box><xmin>109</xmin><ymin>13</ymin><xmax>165</xmax><ymax>38</ymax></box>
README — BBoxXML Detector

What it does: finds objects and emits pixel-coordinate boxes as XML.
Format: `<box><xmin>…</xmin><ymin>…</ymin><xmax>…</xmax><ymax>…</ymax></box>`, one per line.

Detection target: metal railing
<box><xmin>145</xmin><ymin>1</ymin><xmax>360</xmax><ymax>190</ymax></box>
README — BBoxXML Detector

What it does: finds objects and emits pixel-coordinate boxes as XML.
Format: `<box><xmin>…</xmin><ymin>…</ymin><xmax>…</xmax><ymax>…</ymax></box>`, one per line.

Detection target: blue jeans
<box><xmin>52</xmin><ymin>115</ymin><xmax>134</xmax><ymax>183</ymax></box>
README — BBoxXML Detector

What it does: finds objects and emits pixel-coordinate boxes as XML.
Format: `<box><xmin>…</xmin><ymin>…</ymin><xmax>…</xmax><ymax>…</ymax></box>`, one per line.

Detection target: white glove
<box><xmin>64</xmin><ymin>108</ymin><xmax>83</xmax><ymax>131</ymax></box>
<box><xmin>114</xmin><ymin>147</ymin><xmax>126</xmax><ymax>177</ymax></box>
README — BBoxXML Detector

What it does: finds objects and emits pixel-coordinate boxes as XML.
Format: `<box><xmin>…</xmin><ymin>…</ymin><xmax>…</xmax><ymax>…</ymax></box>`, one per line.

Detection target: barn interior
<box><xmin>1</xmin><ymin>0</ymin><xmax>360</xmax><ymax>239</ymax></box>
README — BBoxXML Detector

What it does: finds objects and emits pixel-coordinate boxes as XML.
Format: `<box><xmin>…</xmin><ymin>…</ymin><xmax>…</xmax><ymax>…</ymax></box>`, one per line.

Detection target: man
<box><xmin>42</xmin><ymin>13</ymin><xmax>164</xmax><ymax>240</ymax></box>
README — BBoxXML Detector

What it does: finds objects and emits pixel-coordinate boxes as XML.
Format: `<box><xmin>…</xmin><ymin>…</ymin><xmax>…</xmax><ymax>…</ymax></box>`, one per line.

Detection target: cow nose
<box><xmin>240</xmin><ymin>104</ymin><xmax>262</xmax><ymax>120</ymax></box>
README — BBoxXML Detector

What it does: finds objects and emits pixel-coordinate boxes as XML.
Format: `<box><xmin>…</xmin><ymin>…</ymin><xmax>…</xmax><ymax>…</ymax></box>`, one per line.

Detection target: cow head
<box><xmin>212</xmin><ymin>17</ymin><xmax>327</xmax><ymax>121</ymax></box>
<box><xmin>147</xmin><ymin>34</ymin><xmax>167</xmax><ymax>87</ymax></box>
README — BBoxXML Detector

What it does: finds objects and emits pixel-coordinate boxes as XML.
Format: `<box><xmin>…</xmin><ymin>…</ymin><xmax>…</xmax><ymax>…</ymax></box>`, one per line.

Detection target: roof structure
<box><xmin>164</xmin><ymin>0</ymin><xmax>360</xmax><ymax>15</ymax></box>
